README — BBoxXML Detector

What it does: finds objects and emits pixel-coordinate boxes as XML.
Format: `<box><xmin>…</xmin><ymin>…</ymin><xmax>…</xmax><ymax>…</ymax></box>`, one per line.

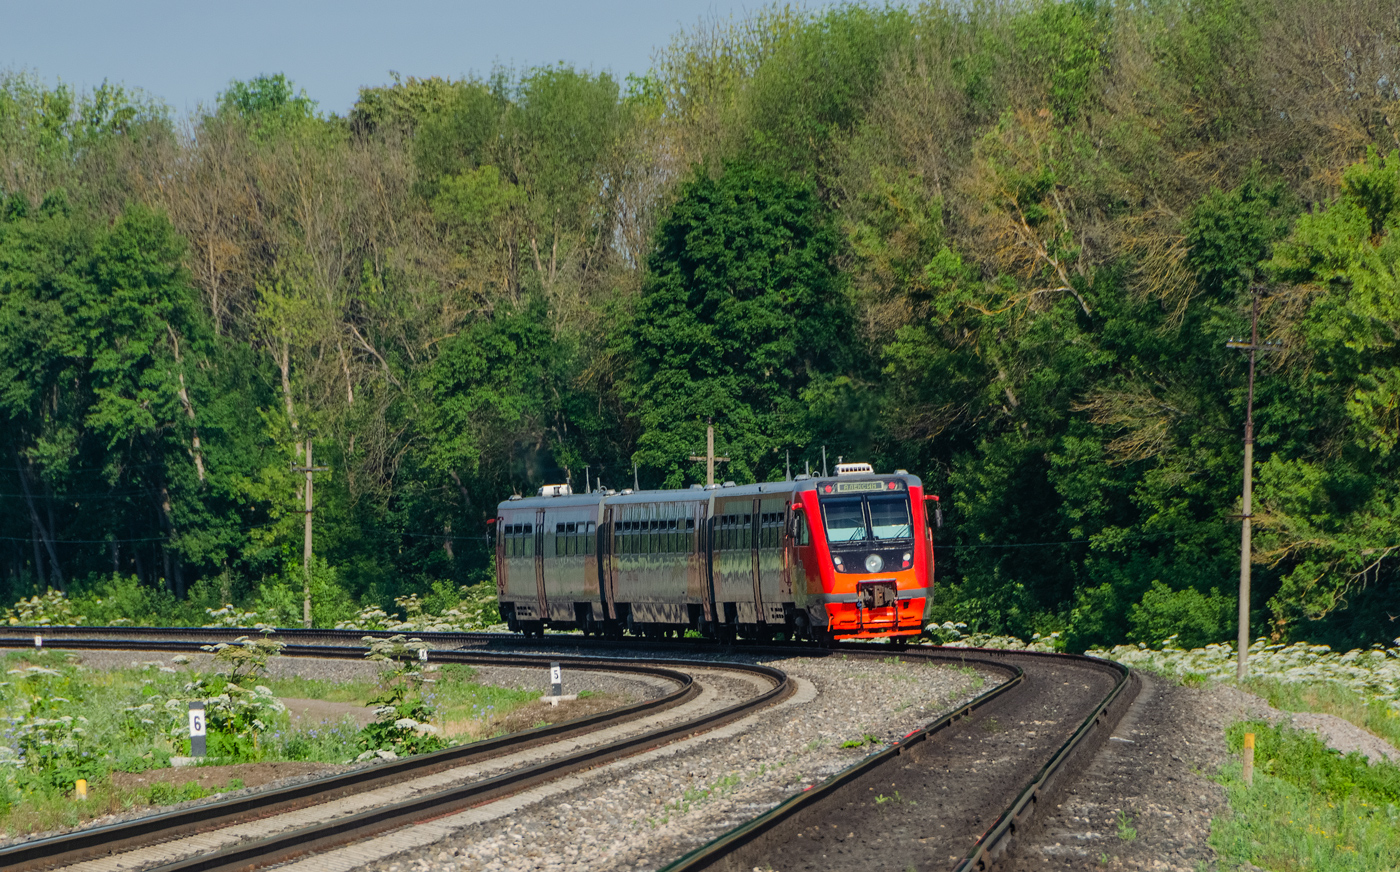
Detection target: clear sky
<box><xmin>1</xmin><ymin>0</ymin><xmax>796</xmax><ymax>117</ymax></box>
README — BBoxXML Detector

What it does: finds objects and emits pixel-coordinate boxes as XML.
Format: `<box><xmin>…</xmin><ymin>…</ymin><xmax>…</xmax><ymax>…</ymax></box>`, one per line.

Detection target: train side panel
<box><xmin>542</xmin><ymin>505</ymin><xmax>599</xmax><ymax>624</ymax></box>
<box><xmin>497</xmin><ymin>508</ymin><xmax>542</xmax><ymax>625</ymax></box>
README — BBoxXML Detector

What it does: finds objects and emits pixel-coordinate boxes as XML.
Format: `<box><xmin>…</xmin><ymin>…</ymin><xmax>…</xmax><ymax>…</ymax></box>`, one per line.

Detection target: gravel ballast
<box><xmin>1003</xmin><ymin>673</ymin><xmax>1400</xmax><ymax>872</ymax></box>
<box><xmin>335</xmin><ymin>653</ymin><xmax>994</xmax><ymax>872</ymax></box>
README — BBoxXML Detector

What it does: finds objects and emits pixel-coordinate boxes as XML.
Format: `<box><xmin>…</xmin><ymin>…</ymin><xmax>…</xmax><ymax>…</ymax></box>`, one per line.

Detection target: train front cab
<box><xmin>791</xmin><ymin>472</ymin><xmax>936</xmax><ymax>640</ymax></box>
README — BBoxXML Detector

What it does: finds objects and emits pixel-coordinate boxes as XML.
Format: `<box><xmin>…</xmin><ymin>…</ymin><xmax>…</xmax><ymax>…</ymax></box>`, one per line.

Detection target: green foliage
<box><xmin>1185</xmin><ymin>168</ymin><xmax>1294</xmax><ymax>297</ymax></box>
<box><xmin>1126</xmin><ymin>580</ymin><xmax>1235</xmax><ymax>650</ymax></box>
<box><xmin>4</xmin><ymin>590</ymin><xmax>83</xmax><ymax>626</ymax></box>
<box><xmin>193</xmin><ymin>634</ymin><xmax>287</xmax><ymax>759</ymax></box>
<box><xmin>356</xmin><ymin>686</ymin><xmax>446</xmax><ymax>758</ymax></box>
<box><xmin>1252</xmin><ymin>148</ymin><xmax>1400</xmax><ymax>631</ymax></box>
<box><xmin>71</xmin><ymin>575</ymin><xmax>178</xmax><ymax>626</ymax></box>
<box><xmin>349</xmin><ymin>73</ymin><xmax>465</xmax><ymax>136</ymax></box>
<box><xmin>355</xmin><ymin>634</ymin><xmax>445</xmax><ymax>757</ymax></box>
<box><xmin>741</xmin><ymin>5</ymin><xmax>916</xmax><ymax>169</ymax></box>
<box><xmin>1213</xmin><ymin>721</ymin><xmax>1400</xmax><ymax>870</ymax></box>
<box><xmin>1010</xmin><ymin>0</ymin><xmax>1109</xmax><ymax>122</ymax></box>
<box><xmin>216</xmin><ymin>74</ymin><xmax>317</xmax><ymax>138</ymax></box>
<box><xmin>625</xmin><ymin>161</ymin><xmax>851</xmax><ymax>486</ymax></box>
<box><xmin>251</xmin><ymin>557</ymin><xmax>357</xmax><ymax>628</ymax></box>
<box><xmin>6</xmin><ymin>0</ymin><xmax>1400</xmax><ymax>657</ymax></box>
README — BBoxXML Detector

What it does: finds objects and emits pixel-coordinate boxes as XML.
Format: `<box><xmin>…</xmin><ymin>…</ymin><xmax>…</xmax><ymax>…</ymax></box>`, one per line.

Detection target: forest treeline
<box><xmin>3</xmin><ymin>0</ymin><xmax>1400</xmax><ymax>650</ymax></box>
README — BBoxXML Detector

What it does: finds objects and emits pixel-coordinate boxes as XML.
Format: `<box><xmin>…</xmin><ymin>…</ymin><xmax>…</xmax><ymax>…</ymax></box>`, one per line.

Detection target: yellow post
<box><xmin>1242</xmin><ymin>732</ymin><xmax>1255</xmax><ymax>785</ymax></box>
<box><xmin>75</xmin><ymin>779</ymin><xmax>87</xmax><ymax>799</ymax></box>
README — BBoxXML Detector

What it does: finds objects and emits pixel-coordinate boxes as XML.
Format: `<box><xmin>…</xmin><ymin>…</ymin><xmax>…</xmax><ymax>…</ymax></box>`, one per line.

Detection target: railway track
<box><xmin>0</xmin><ymin>628</ymin><xmax>1136</xmax><ymax>872</ymax></box>
<box><xmin>661</xmin><ymin>650</ymin><xmax>1137</xmax><ymax>872</ymax></box>
<box><xmin>0</xmin><ymin>636</ymin><xmax>790</xmax><ymax>872</ymax></box>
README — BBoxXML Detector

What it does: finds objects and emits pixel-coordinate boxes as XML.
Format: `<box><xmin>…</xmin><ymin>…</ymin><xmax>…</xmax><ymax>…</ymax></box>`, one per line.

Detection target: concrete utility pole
<box><xmin>1226</xmin><ymin>287</ymin><xmax>1281</xmax><ymax>679</ymax></box>
<box><xmin>291</xmin><ymin>440</ymin><xmax>328</xmax><ymax>629</ymax></box>
<box><xmin>688</xmin><ymin>420</ymin><xmax>730</xmax><ymax>487</ymax></box>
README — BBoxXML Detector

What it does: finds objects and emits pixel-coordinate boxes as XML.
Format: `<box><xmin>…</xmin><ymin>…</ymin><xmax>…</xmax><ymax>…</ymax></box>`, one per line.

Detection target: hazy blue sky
<box><xmin>1</xmin><ymin>0</ymin><xmax>798</xmax><ymax>116</ymax></box>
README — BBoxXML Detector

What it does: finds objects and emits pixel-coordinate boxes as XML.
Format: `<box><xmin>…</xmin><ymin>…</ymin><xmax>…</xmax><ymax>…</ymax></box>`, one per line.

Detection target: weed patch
<box><xmin>1210</xmin><ymin>721</ymin><xmax>1400</xmax><ymax>870</ymax></box>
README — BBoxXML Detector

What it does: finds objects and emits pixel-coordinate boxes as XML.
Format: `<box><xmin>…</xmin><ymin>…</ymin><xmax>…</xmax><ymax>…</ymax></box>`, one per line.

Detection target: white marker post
<box><xmin>418</xmin><ymin>647</ymin><xmax>429</xmax><ymax>663</ymax></box>
<box><xmin>550</xmin><ymin>662</ymin><xmax>563</xmax><ymax>697</ymax></box>
<box><xmin>34</xmin><ymin>635</ymin><xmax>42</xmax><ymax>649</ymax></box>
<box><xmin>188</xmin><ymin>702</ymin><xmax>207</xmax><ymax>757</ymax></box>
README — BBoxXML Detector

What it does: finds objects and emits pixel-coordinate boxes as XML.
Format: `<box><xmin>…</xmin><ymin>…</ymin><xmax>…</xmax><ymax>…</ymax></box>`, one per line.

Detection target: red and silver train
<box><xmin>495</xmin><ymin>463</ymin><xmax>941</xmax><ymax>642</ymax></box>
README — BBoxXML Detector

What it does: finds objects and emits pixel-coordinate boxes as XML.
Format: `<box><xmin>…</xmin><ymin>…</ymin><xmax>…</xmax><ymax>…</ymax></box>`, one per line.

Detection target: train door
<box><xmin>749</xmin><ymin>498</ymin><xmax>764</xmax><ymax>622</ymax></box>
<box><xmin>495</xmin><ymin>516</ymin><xmax>506</xmax><ymax>597</ymax></box>
<box><xmin>788</xmin><ymin>499</ymin><xmax>817</xmax><ymax>598</ymax></box>
<box><xmin>780</xmin><ymin>503</ymin><xmax>792</xmax><ymax>596</ymax></box>
<box><xmin>601</xmin><ymin>506</ymin><xmax>617</xmax><ymax>619</ymax></box>
<box><xmin>534</xmin><ymin>508</ymin><xmax>547</xmax><ymax>618</ymax></box>
<box><xmin>697</xmin><ymin>501</ymin><xmax>713</xmax><ymax>622</ymax></box>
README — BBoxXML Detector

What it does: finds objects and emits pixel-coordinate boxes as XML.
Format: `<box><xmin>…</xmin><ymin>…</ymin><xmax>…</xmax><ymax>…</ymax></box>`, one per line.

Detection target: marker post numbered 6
<box><xmin>188</xmin><ymin>702</ymin><xmax>207</xmax><ymax>757</ymax></box>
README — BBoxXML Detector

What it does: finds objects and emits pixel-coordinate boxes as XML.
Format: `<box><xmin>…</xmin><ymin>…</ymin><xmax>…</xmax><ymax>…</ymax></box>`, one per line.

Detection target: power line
<box><xmin>0</xmin><ymin>535</ymin><xmax>169</xmax><ymax>544</ymax></box>
<box><xmin>933</xmin><ymin>538</ymin><xmax>1091</xmax><ymax>551</ymax></box>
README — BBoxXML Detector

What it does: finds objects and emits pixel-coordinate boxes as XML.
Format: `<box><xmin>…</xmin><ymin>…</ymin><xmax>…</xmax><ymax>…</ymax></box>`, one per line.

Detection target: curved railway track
<box><xmin>0</xmin><ymin>637</ymin><xmax>790</xmax><ymax>872</ymax></box>
<box><xmin>0</xmin><ymin>627</ymin><xmax>1136</xmax><ymax>872</ymax></box>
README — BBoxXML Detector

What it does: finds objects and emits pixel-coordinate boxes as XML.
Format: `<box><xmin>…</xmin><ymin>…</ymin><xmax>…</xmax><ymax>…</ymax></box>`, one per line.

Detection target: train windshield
<box><xmin>820</xmin><ymin>495</ymin><xmax>912</xmax><ymax>543</ymax></box>
<box><xmin>822</xmin><ymin>500</ymin><xmax>868</xmax><ymax>543</ymax></box>
<box><xmin>868</xmin><ymin>497</ymin><xmax>912</xmax><ymax>540</ymax></box>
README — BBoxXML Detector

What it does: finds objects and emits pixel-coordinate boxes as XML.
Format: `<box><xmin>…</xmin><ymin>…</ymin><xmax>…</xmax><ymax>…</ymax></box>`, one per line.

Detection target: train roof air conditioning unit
<box><xmin>835</xmin><ymin>462</ymin><xmax>874</xmax><ymax>476</ymax></box>
<box><xmin>537</xmin><ymin>484</ymin><xmax>573</xmax><ymax>497</ymax></box>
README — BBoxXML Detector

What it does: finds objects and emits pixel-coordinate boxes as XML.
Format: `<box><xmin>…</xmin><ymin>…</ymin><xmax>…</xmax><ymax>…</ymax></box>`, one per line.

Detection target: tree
<box><xmin>626</xmin><ymin>162</ymin><xmax>850</xmax><ymax>486</ymax></box>
<box><xmin>1254</xmin><ymin>148</ymin><xmax>1400</xmax><ymax>638</ymax></box>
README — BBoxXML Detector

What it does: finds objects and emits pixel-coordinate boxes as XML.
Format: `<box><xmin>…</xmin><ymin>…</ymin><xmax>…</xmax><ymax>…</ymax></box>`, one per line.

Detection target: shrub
<box><xmin>256</xmin><ymin>557</ymin><xmax>358</xmax><ymax>628</ymax></box>
<box><xmin>4</xmin><ymin>590</ymin><xmax>84</xmax><ymax>626</ymax></box>
<box><xmin>1089</xmin><ymin>638</ymin><xmax>1400</xmax><ymax>713</ymax></box>
<box><xmin>355</xmin><ymin>635</ymin><xmax>445</xmax><ymax>758</ymax></box>
<box><xmin>336</xmin><ymin>579</ymin><xmax>500</xmax><ymax>632</ymax></box>
<box><xmin>71</xmin><ymin>575</ymin><xmax>179</xmax><ymax>626</ymax></box>
<box><xmin>1127</xmin><ymin>580</ymin><xmax>1234</xmax><ymax>650</ymax></box>
<box><xmin>191</xmin><ymin>635</ymin><xmax>288</xmax><ymax>759</ymax></box>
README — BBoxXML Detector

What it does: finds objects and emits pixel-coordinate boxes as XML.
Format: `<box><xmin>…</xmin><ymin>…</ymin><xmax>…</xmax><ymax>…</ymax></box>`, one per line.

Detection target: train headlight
<box><xmin>833</xmin><ymin>556</ymin><xmax>843</xmax><ymax>568</ymax></box>
<box><xmin>902</xmin><ymin>552</ymin><xmax>912</xmax><ymax>568</ymax></box>
<box><xmin>864</xmin><ymin>554</ymin><xmax>883</xmax><ymax>573</ymax></box>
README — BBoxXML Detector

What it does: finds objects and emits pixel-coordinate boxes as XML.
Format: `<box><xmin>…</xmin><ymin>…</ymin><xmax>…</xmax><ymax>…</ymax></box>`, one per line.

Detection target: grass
<box><xmin>0</xmin><ymin>776</ymin><xmax>248</xmax><ymax>837</ymax></box>
<box><xmin>951</xmin><ymin>664</ymin><xmax>986</xmax><ymax>691</ymax></box>
<box><xmin>1211</xmin><ymin>720</ymin><xmax>1400</xmax><ymax>871</ymax></box>
<box><xmin>0</xmin><ymin>651</ymin><xmax>552</xmax><ymax>837</ymax></box>
<box><xmin>1116</xmin><ymin>809</ymin><xmax>1137</xmax><ymax>841</ymax></box>
<box><xmin>262</xmin><ymin>675</ymin><xmax>377</xmax><ymax>704</ymax></box>
<box><xmin>1241</xmin><ymin>676</ymin><xmax>1400</xmax><ymax>751</ymax></box>
<box><xmin>429</xmin><ymin>675</ymin><xmax>542</xmax><ymax>737</ymax></box>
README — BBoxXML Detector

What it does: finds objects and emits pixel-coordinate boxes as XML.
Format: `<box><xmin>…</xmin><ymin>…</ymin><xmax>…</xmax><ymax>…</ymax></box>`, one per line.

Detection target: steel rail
<box><xmin>143</xmin><ymin>657</ymin><xmax>790</xmax><ymax>872</ymax></box>
<box><xmin>3</xmin><ymin>627</ymin><xmax>1138</xmax><ymax>872</ymax></box>
<box><xmin>657</xmin><ymin>647</ymin><xmax>1135</xmax><ymax>872</ymax></box>
<box><xmin>952</xmin><ymin>651</ymin><xmax>1139</xmax><ymax>872</ymax></box>
<box><xmin>0</xmin><ymin>640</ymin><xmax>785</xmax><ymax>872</ymax></box>
<box><xmin>657</xmin><ymin>650</ymin><xmax>1024</xmax><ymax>872</ymax></box>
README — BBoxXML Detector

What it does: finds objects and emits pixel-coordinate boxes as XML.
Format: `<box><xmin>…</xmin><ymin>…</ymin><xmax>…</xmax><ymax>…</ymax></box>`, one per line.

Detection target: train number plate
<box><xmin>857</xmin><ymin>580</ymin><xmax>898</xmax><ymax>609</ymax></box>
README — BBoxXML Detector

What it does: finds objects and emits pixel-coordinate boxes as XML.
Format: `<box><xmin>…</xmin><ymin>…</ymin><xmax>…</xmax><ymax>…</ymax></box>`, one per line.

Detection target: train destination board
<box><xmin>836</xmin><ymin>480</ymin><xmax>893</xmax><ymax>493</ymax></box>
